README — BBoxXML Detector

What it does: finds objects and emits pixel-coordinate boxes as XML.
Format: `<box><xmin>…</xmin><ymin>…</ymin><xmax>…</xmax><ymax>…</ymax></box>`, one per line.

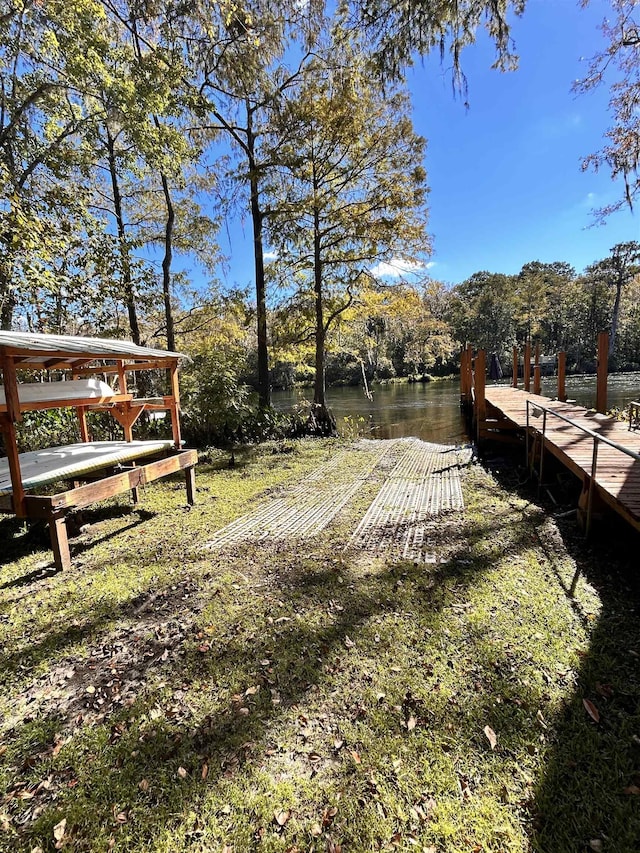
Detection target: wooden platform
<box><xmin>483</xmin><ymin>386</ymin><xmax>640</xmax><ymax>531</ymax></box>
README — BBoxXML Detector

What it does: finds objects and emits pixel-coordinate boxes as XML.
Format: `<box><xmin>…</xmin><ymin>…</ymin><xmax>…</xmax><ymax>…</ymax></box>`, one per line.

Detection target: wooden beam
<box><xmin>475</xmin><ymin>349</ymin><xmax>486</xmax><ymax>444</ymax></box>
<box><xmin>523</xmin><ymin>341</ymin><xmax>531</xmax><ymax>393</ymax></box>
<box><xmin>533</xmin><ymin>341</ymin><xmax>541</xmax><ymax>395</ymax></box>
<box><xmin>512</xmin><ymin>346</ymin><xmax>518</xmax><ymax>388</ymax></box>
<box><xmin>0</xmin><ymin>414</ymin><xmax>25</xmax><ymax>517</ymax></box>
<box><xmin>596</xmin><ymin>331</ymin><xmax>609</xmax><ymax>414</ymax></box>
<box><xmin>557</xmin><ymin>352</ymin><xmax>567</xmax><ymax>402</ymax></box>
<box><xmin>168</xmin><ymin>360</ymin><xmax>182</xmax><ymax>448</ymax></box>
<box><xmin>24</xmin><ymin>450</ymin><xmax>198</xmax><ymax>512</ymax></box>
<box><xmin>49</xmin><ymin>511</ymin><xmax>71</xmax><ymax>571</ymax></box>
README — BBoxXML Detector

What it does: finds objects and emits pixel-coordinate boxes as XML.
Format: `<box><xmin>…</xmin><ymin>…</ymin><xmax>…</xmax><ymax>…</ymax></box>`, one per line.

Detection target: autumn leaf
<box><xmin>274</xmin><ymin>809</ymin><xmax>291</xmax><ymax>826</ymax></box>
<box><xmin>322</xmin><ymin>806</ymin><xmax>338</xmax><ymax>827</ymax></box>
<box><xmin>177</xmin><ymin>767</ymin><xmax>188</xmax><ymax>779</ymax></box>
<box><xmin>583</xmin><ymin>698</ymin><xmax>600</xmax><ymax>723</ymax></box>
<box><xmin>201</xmin><ymin>763</ymin><xmax>209</xmax><ymax>780</ymax></box>
<box><xmin>483</xmin><ymin>725</ymin><xmax>497</xmax><ymax>750</ymax></box>
<box><xmin>344</xmin><ymin>636</ymin><xmax>355</xmax><ymax>648</ymax></box>
<box><xmin>138</xmin><ymin>779</ymin><xmax>149</xmax><ymax>792</ymax></box>
<box><xmin>624</xmin><ymin>785</ymin><xmax>640</xmax><ymax>795</ymax></box>
<box><xmin>311</xmin><ymin>822</ymin><xmax>322</xmax><ymax>836</ymax></box>
<box><xmin>407</xmin><ymin>715</ymin><xmax>417</xmax><ymax>731</ymax></box>
<box><xmin>53</xmin><ymin>818</ymin><xmax>66</xmax><ymax>843</ymax></box>
<box><xmin>351</xmin><ymin>751</ymin><xmax>361</xmax><ymax>764</ymax></box>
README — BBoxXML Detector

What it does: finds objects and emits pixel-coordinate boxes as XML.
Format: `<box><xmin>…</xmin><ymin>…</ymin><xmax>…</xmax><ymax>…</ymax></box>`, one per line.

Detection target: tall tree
<box><xmin>0</xmin><ymin>0</ymin><xmax>117</xmax><ymax>328</ymax></box>
<box><xmin>587</xmin><ymin>241</ymin><xmax>640</xmax><ymax>358</ymax></box>
<box><xmin>268</xmin><ymin>54</ymin><xmax>429</xmax><ymax>430</ymax></box>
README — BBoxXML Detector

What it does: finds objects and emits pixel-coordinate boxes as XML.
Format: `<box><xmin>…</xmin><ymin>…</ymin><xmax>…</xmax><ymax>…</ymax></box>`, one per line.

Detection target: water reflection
<box><xmin>272</xmin><ymin>372</ymin><xmax>640</xmax><ymax>445</ymax></box>
<box><xmin>272</xmin><ymin>381</ymin><xmax>468</xmax><ymax>444</ymax></box>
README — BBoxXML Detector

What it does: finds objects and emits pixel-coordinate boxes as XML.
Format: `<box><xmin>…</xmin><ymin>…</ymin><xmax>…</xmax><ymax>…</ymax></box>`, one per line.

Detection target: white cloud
<box><xmin>369</xmin><ymin>258</ymin><xmax>434</xmax><ymax>279</ymax></box>
<box><xmin>263</xmin><ymin>250</ymin><xmax>279</xmax><ymax>261</ymax></box>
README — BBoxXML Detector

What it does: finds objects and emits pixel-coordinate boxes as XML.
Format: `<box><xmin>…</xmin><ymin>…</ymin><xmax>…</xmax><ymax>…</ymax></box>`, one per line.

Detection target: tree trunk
<box><xmin>610</xmin><ymin>274</ymin><xmax>623</xmax><ymax>358</ymax></box>
<box><xmin>247</xmin><ymin>103</ymin><xmax>270</xmax><ymax>408</ymax></box>
<box><xmin>159</xmin><ymin>172</ymin><xmax>176</xmax><ymax>353</ymax></box>
<box><xmin>106</xmin><ymin>128</ymin><xmax>141</xmax><ymax>346</ymax></box>
<box><xmin>309</xmin><ymin>197</ymin><xmax>336</xmax><ymax>436</ymax></box>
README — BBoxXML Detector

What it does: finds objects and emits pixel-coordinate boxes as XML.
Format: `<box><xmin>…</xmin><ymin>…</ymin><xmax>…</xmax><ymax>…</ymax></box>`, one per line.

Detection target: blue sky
<box><xmin>219</xmin><ymin>0</ymin><xmax>639</xmax><ymax>290</ymax></box>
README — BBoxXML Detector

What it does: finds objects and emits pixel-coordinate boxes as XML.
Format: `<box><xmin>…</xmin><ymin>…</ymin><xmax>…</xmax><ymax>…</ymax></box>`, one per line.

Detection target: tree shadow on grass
<box><xmin>0</xmin><ymin>504</ymin><xmax>156</xmax><ymax>578</ymax></box>
<box><xmin>529</xmin><ymin>515</ymin><xmax>640</xmax><ymax>853</ymax></box>
<box><xmin>0</xmin><ymin>492</ymin><xmax>558</xmax><ymax>852</ymax></box>
<box><xmin>484</xmin><ymin>443</ymin><xmax>640</xmax><ymax>852</ymax></box>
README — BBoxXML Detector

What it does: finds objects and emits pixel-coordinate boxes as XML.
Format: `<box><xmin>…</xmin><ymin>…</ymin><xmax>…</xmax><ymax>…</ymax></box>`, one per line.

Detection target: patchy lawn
<box><xmin>0</xmin><ymin>439</ymin><xmax>639</xmax><ymax>853</ymax></box>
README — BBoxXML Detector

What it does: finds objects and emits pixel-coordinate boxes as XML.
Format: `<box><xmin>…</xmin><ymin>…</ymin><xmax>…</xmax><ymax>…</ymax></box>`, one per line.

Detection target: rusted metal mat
<box><xmin>205</xmin><ymin>440</ymin><xmax>398</xmax><ymax>549</ymax></box>
<box><xmin>347</xmin><ymin>439</ymin><xmax>472</xmax><ymax>562</ymax></box>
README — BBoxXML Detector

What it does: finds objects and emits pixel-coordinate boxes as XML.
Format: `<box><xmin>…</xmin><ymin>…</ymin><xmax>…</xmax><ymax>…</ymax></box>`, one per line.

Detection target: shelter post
<box><xmin>512</xmin><ymin>346</ymin><xmax>518</xmax><ymax>388</ymax></box>
<box><xmin>596</xmin><ymin>331</ymin><xmax>609</xmax><ymax>414</ymax></box>
<box><xmin>169</xmin><ymin>360</ymin><xmax>182</xmax><ymax>449</ymax></box>
<box><xmin>557</xmin><ymin>352</ymin><xmax>567</xmax><ymax>402</ymax></box>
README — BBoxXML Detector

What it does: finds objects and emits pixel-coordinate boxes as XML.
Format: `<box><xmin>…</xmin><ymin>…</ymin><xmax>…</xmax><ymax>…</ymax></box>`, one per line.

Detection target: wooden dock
<box><xmin>482</xmin><ymin>385</ymin><xmax>640</xmax><ymax>533</ymax></box>
<box><xmin>459</xmin><ymin>341</ymin><xmax>640</xmax><ymax>535</ymax></box>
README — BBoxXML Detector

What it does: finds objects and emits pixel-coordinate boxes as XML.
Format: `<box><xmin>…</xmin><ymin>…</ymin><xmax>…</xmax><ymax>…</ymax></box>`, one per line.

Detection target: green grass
<box><xmin>0</xmin><ymin>439</ymin><xmax>639</xmax><ymax>852</ymax></box>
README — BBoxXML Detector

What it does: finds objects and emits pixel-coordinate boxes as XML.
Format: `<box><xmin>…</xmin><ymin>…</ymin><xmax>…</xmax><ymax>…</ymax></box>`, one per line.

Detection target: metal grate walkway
<box><xmin>347</xmin><ymin>439</ymin><xmax>472</xmax><ymax>562</ymax></box>
<box><xmin>205</xmin><ymin>441</ymin><xmax>397</xmax><ymax>548</ymax></box>
<box><xmin>205</xmin><ymin>439</ymin><xmax>471</xmax><ymax>555</ymax></box>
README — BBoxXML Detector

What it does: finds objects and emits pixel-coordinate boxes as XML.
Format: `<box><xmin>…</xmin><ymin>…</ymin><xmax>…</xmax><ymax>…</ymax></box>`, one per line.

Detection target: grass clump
<box><xmin>0</xmin><ymin>439</ymin><xmax>638</xmax><ymax>852</ymax></box>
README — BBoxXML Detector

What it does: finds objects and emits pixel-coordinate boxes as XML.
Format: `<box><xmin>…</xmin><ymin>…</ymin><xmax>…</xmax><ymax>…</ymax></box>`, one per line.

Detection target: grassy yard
<box><xmin>0</xmin><ymin>439</ymin><xmax>639</xmax><ymax>852</ymax></box>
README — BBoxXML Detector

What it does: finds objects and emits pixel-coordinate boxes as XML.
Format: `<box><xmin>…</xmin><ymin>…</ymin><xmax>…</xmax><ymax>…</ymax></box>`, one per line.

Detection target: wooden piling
<box><xmin>596</xmin><ymin>331</ymin><xmax>609</xmax><ymax>414</ymax></box>
<box><xmin>512</xmin><ymin>346</ymin><xmax>518</xmax><ymax>388</ymax></box>
<box><xmin>533</xmin><ymin>341</ymin><xmax>541</xmax><ymax>395</ymax></box>
<box><xmin>523</xmin><ymin>341</ymin><xmax>531</xmax><ymax>393</ymax></box>
<box><xmin>475</xmin><ymin>349</ymin><xmax>486</xmax><ymax>444</ymax></box>
<box><xmin>557</xmin><ymin>352</ymin><xmax>566</xmax><ymax>402</ymax></box>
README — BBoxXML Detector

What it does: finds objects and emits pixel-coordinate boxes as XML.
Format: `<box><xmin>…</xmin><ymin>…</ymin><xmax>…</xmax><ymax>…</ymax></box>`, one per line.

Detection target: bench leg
<box><xmin>185</xmin><ymin>465</ymin><xmax>196</xmax><ymax>505</ymax></box>
<box><xmin>49</xmin><ymin>512</ymin><xmax>71</xmax><ymax>571</ymax></box>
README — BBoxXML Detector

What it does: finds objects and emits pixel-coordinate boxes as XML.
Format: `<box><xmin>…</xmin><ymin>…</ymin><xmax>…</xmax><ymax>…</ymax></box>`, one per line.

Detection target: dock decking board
<box><xmin>482</xmin><ymin>386</ymin><xmax>640</xmax><ymax>528</ymax></box>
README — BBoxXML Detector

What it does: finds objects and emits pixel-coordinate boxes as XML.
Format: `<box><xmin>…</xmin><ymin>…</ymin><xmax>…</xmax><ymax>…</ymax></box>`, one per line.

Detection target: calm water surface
<box><xmin>272</xmin><ymin>372</ymin><xmax>640</xmax><ymax>444</ymax></box>
<box><xmin>273</xmin><ymin>381</ymin><xmax>467</xmax><ymax>443</ymax></box>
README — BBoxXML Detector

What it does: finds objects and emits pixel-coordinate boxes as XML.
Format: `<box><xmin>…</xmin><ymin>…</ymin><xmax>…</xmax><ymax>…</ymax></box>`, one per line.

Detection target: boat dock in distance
<box><xmin>460</xmin><ymin>335</ymin><xmax>640</xmax><ymax>537</ymax></box>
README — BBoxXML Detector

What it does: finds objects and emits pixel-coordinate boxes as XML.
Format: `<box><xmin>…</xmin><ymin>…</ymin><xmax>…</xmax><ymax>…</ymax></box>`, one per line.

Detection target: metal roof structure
<box><xmin>0</xmin><ymin>331</ymin><xmax>186</xmax><ymax>366</ymax></box>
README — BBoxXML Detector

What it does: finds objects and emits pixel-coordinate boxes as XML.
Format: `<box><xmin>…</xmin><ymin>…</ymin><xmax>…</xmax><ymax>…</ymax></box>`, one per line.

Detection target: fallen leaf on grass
<box><xmin>274</xmin><ymin>809</ymin><xmax>291</xmax><ymax>827</ymax></box>
<box><xmin>483</xmin><ymin>725</ymin><xmax>497</xmax><ymax>750</ymax></box>
<box><xmin>177</xmin><ymin>767</ymin><xmax>188</xmax><ymax>779</ymax></box>
<box><xmin>624</xmin><ymin>785</ymin><xmax>640</xmax><ymax>795</ymax></box>
<box><xmin>53</xmin><ymin>819</ymin><xmax>66</xmax><ymax>843</ymax></box>
<box><xmin>138</xmin><ymin>779</ymin><xmax>149</xmax><ymax>792</ymax></box>
<box><xmin>322</xmin><ymin>806</ymin><xmax>338</xmax><ymax>827</ymax></box>
<box><xmin>311</xmin><ymin>822</ymin><xmax>322</xmax><ymax>836</ymax></box>
<box><xmin>201</xmin><ymin>763</ymin><xmax>209</xmax><ymax>780</ymax></box>
<box><xmin>589</xmin><ymin>840</ymin><xmax>603</xmax><ymax>852</ymax></box>
<box><xmin>344</xmin><ymin>636</ymin><xmax>355</xmax><ymax>649</ymax></box>
<box><xmin>351</xmin><ymin>751</ymin><xmax>361</xmax><ymax>764</ymax></box>
<box><xmin>407</xmin><ymin>716</ymin><xmax>417</xmax><ymax>732</ymax></box>
<box><xmin>583</xmin><ymin>699</ymin><xmax>600</xmax><ymax>723</ymax></box>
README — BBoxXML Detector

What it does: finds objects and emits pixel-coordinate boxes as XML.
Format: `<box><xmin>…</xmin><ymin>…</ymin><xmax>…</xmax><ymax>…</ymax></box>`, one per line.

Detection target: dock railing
<box><xmin>525</xmin><ymin>399</ymin><xmax>640</xmax><ymax>537</ymax></box>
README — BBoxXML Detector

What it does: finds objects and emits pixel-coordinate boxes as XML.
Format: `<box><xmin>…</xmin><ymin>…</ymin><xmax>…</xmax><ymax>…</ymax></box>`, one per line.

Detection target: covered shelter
<box><xmin>0</xmin><ymin>331</ymin><xmax>197</xmax><ymax>570</ymax></box>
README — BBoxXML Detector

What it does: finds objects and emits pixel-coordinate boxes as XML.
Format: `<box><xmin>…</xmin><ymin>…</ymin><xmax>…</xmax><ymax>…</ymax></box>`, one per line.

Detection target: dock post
<box><xmin>533</xmin><ymin>341</ymin><xmax>541</xmax><ymax>395</ymax></box>
<box><xmin>512</xmin><ymin>346</ymin><xmax>518</xmax><ymax>388</ymax></box>
<box><xmin>596</xmin><ymin>331</ymin><xmax>609</xmax><ymax>414</ymax></box>
<box><xmin>475</xmin><ymin>349</ymin><xmax>486</xmax><ymax>445</ymax></box>
<box><xmin>524</xmin><ymin>340</ymin><xmax>531</xmax><ymax>393</ymax></box>
<box><xmin>557</xmin><ymin>352</ymin><xmax>566</xmax><ymax>402</ymax></box>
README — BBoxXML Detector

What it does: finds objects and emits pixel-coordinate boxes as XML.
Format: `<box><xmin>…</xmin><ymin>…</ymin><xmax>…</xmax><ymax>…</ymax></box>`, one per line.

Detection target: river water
<box><xmin>272</xmin><ymin>372</ymin><xmax>640</xmax><ymax>444</ymax></box>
